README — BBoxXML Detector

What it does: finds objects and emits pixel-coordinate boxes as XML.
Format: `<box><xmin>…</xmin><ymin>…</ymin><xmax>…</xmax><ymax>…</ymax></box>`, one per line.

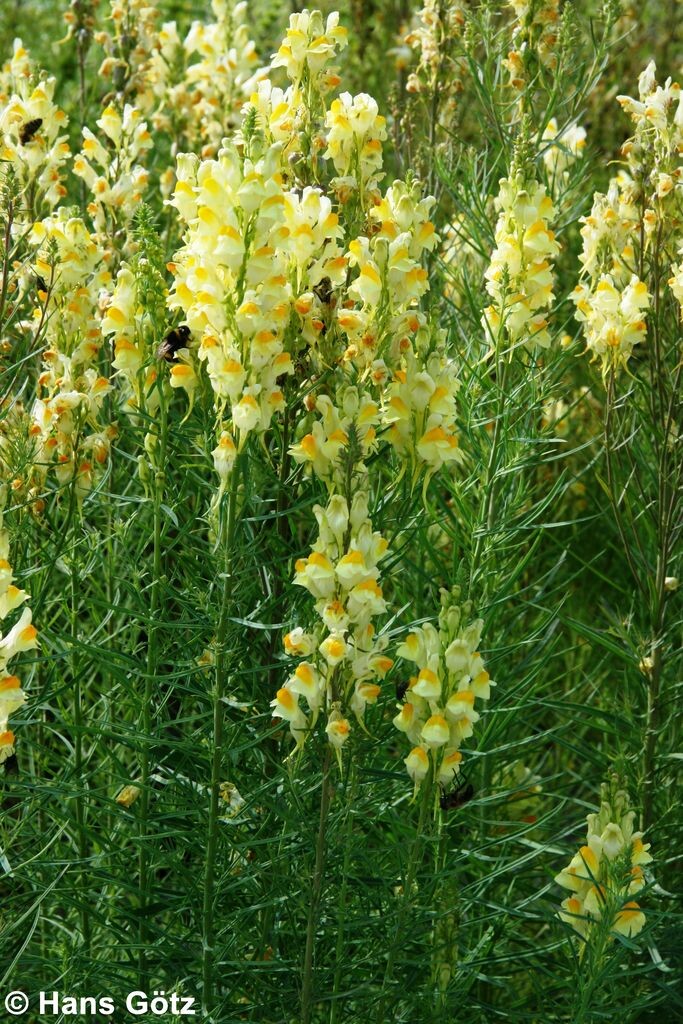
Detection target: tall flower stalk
<box><xmin>202</xmin><ymin>449</ymin><xmax>244</xmax><ymax>1015</ymax></box>
<box><xmin>573</xmin><ymin>62</ymin><xmax>682</xmax><ymax>832</ymax></box>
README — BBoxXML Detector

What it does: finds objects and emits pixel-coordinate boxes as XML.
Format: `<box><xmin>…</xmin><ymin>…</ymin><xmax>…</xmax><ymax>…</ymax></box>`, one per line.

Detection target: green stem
<box><xmin>329</xmin><ymin>763</ymin><xmax>357</xmax><ymax>1024</ymax></box>
<box><xmin>138</xmin><ymin>382</ymin><xmax>169</xmax><ymax>975</ymax></box>
<box><xmin>71</xmin><ymin>514</ymin><xmax>91</xmax><ymax>953</ymax></box>
<box><xmin>641</xmin><ymin>230</ymin><xmax>672</xmax><ymax>831</ymax></box>
<box><xmin>471</xmin><ymin>341</ymin><xmax>510</xmax><ymax>589</ymax></box>
<box><xmin>259</xmin><ymin>409</ymin><xmax>294</xmax><ymax>958</ymax></box>
<box><xmin>302</xmin><ymin>749</ymin><xmax>333</xmax><ymax>1024</ymax></box>
<box><xmin>571</xmin><ymin>928</ymin><xmax>609</xmax><ymax>1024</ymax></box>
<box><xmin>431</xmin><ymin>815</ymin><xmax>458</xmax><ymax>1018</ymax></box>
<box><xmin>202</xmin><ymin>453</ymin><xmax>244</xmax><ymax>1017</ymax></box>
<box><xmin>376</xmin><ymin>775</ymin><xmax>432</xmax><ymax>1024</ymax></box>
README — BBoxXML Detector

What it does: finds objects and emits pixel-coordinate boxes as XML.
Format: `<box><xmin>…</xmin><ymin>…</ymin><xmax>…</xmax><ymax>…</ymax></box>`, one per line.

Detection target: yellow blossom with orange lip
<box><xmin>73</xmin><ymin>103</ymin><xmax>153</xmax><ymax>255</ymax></box>
<box><xmin>393</xmin><ymin>588</ymin><xmax>494</xmax><ymax>794</ymax></box>
<box><xmin>0</xmin><ymin>516</ymin><xmax>38</xmax><ymax>763</ymax></box>
<box><xmin>29</xmin><ymin>210</ymin><xmax>113</xmax><ymax>495</ymax></box>
<box><xmin>482</xmin><ymin>173</ymin><xmax>560</xmax><ymax>350</ymax></box>
<box><xmin>278</xmin><ymin>489</ymin><xmax>392</xmax><ymax>755</ymax></box>
<box><xmin>0</xmin><ymin>39</ymin><xmax>71</xmax><ymax>215</ymax></box>
<box><xmin>556</xmin><ymin>786</ymin><xmax>652</xmax><ymax>941</ymax></box>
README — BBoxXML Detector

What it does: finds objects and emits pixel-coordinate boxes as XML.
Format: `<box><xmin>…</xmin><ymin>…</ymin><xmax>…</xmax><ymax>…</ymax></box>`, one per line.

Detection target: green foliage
<box><xmin>0</xmin><ymin>3</ymin><xmax>681</xmax><ymax>1024</ymax></box>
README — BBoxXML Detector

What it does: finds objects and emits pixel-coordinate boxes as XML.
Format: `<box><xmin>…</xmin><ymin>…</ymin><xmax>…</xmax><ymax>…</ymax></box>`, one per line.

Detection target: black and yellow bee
<box><xmin>156</xmin><ymin>324</ymin><xmax>191</xmax><ymax>362</ymax></box>
<box><xmin>19</xmin><ymin>118</ymin><xmax>43</xmax><ymax>145</ymax></box>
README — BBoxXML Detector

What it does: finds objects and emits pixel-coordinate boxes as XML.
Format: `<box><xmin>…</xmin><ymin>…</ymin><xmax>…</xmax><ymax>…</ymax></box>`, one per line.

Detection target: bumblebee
<box><xmin>19</xmin><ymin>118</ymin><xmax>43</xmax><ymax>144</ymax></box>
<box><xmin>156</xmin><ymin>324</ymin><xmax>191</xmax><ymax>362</ymax></box>
<box><xmin>313</xmin><ymin>276</ymin><xmax>333</xmax><ymax>305</ymax></box>
<box><xmin>439</xmin><ymin>780</ymin><xmax>475</xmax><ymax>812</ymax></box>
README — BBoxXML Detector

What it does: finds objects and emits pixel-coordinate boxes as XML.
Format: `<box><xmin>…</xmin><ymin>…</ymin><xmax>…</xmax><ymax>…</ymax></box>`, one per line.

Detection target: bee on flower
<box><xmin>0</xmin><ymin>40</ymin><xmax>71</xmax><ymax>219</ymax></box>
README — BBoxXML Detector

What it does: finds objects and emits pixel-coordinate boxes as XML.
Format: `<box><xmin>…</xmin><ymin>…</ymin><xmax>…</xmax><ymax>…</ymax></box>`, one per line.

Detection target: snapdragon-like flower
<box><xmin>95</xmin><ymin>0</ymin><xmax>159</xmax><ymax>112</ymax></box>
<box><xmin>572</xmin><ymin>274</ymin><xmax>649</xmax><ymax>371</ymax></box>
<box><xmin>568</xmin><ymin>64</ymin><xmax>683</xmax><ymax>375</ymax></box>
<box><xmin>382</xmin><ymin>335</ymin><xmax>463</xmax><ymax>476</ymax></box>
<box><xmin>149</xmin><ymin>1</ymin><xmax>265</xmax><ymax>159</ymax></box>
<box><xmin>168</xmin><ymin>14</ymin><xmax>466</xmax><ymax>764</ymax></box>
<box><xmin>542</xmin><ymin>118</ymin><xmax>586</xmax><ymax>182</ymax></box>
<box><xmin>73</xmin><ymin>103</ymin><xmax>152</xmax><ymax>257</ymax></box>
<box><xmin>617</xmin><ymin>62</ymin><xmax>683</xmax><ymax>163</ymax></box>
<box><xmin>570</xmin><ymin>178</ymin><xmax>646</xmax><ymax>369</ymax></box>
<box><xmin>252</xmin><ymin>9</ymin><xmax>357</xmax><ymax>209</ymax></box>
<box><xmin>338</xmin><ymin>179</ymin><xmax>436</xmax><ymax>366</ymax></box>
<box><xmin>324</xmin><ymin>91</ymin><xmax>387</xmax><ymax>194</ymax></box>
<box><xmin>271</xmin><ymin>9</ymin><xmax>347</xmax><ymax>84</ymax></box>
<box><xmin>616</xmin><ymin>63</ymin><xmax>683</xmax><ymax>321</ymax></box>
<box><xmin>404</xmin><ymin>1</ymin><xmax>466</xmax><ymax>95</ymax></box>
<box><xmin>575</xmin><ymin>178</ymin><xmax>640</xmax><ymax>283</ymax></box>
<box><xmin>669</xmin><ymin>247</ymin><xmax>683</xmax><ymax>317</ymax></box>
<box><xmin>402</xmin><ymin>0</ymin><xmax>468</xmax><ymax>174</ymax></box>
<box><xmin>0</xmin><ymin>513</ymin><xmax>39</xmax><ymax>764</ymax></box>
<box><xmin>0</xmin><ymin>40</ymin><xmax>70</xmax><ymax>218</ymax></box>
<box><xmin>100</xmin><ymin>207</ymin><xmax>172</xmax><ymax>419</ymax></box>
<box><xmin>556</xmin><ymin>785</ymin><xmax>652</xmax><ymax>941</ymax></box>
<box><xmin>291</xmin><ymin>388</ymin><xmax>380</xmax><ymax>484</ymax></box>
<box><xmin>273</xmin><ymin>483</ymin><xmax>393</xmax><ymax>755</ymax></box>
<box><xmin>482</xmin><ymin>171</ymin><xmax>560</xmax><ymax>349</ymax></box>
<box><xmin>167</xmin><ymin>139</ymin><xmax>294</xmax><ymax>463</ymax></box>
<box><xmin>28</xmin><ymin>210</ymin><xmax>113</xmax><ymax>498</ymax></box>
<box><xmin>393</xmin><ymin>588</ymin><xmax>495</xmax><ymax>793</ymax></box>
<box><xmin>169</xmin><ymin>23</ymin><xmax>456</xmax><ymax>494</ymax></box>
<box><xmin>505</xmin><ymin>0</ymin><xmax>560</xmax><ymax>90</ymax></box>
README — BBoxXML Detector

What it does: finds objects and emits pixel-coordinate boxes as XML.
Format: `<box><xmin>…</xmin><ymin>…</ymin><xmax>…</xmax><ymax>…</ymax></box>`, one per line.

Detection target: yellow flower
<box><xmin>325</xmin><ymin>709</ymin><xmax>351</xmax><ymax>749</ymax></box>
<box><xmin>212</xmin><ymin>431</ymin><xmax>237</xmax><ymax>485</ymax></box>
<box><xmin>482</xmin><ymin>175</ymin><xmax>560</xmax><ymax>348</ymax></box>
<box><xmin>405</xmin><ymin>745</ymin><xmax>430</xmax><ymax>786</ymax></box>
<box><xmin>556</xmin><ymin>787</ymin><xmax>652</xmax><ymax>941</ymax></box>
